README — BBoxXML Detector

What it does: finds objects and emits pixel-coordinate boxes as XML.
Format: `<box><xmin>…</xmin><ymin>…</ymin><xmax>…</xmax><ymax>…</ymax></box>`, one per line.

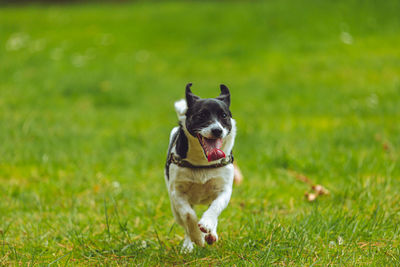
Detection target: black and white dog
<box><xmin>165</xmin><ymin>83</ymin><xmax>236</xmax><ymax>252</ymax></box>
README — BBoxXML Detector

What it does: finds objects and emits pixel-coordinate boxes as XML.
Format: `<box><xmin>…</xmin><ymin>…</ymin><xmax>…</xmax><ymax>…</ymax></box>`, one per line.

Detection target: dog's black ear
<box><xmin>185</xmin><ymin>83</ymin><xmax>199</xmax><ymax>108</ymax></box>
<box><xmin>217</xmin><ymin>84</ymin><xmax>230</xmax><ymax>107</ymax></box>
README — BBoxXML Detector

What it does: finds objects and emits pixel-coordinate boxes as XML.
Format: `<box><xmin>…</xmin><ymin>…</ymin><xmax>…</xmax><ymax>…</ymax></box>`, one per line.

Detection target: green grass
<box><xmin>1</xmin><ymin>0</ymin><xmax>400</xmax><ymax>265</ymax></box>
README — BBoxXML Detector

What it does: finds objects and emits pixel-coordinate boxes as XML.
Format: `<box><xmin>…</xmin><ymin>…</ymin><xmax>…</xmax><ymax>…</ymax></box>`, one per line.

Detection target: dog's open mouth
<box><xmin>197</xmin><ymin>134</ymin><xmax>226</xmax><ymax>162</ymax></box>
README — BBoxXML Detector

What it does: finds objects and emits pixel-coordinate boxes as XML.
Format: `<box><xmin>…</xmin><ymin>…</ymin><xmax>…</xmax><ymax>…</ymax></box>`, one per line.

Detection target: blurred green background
<box><xmin>0</xmin><ymin>0</ymin><xmax>399</xmax><ymax>265</ymax></box>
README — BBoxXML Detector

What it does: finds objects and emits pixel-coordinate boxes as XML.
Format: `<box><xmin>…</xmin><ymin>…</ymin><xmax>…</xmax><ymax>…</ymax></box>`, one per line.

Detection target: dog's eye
<box><xmin>221</xmin><ymin>112</ymin><xmax>227</xmax><ymax>118</ymax></box>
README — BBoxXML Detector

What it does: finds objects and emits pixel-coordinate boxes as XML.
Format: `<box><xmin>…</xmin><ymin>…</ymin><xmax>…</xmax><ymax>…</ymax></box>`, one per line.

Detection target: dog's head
<box><xmin>184</xmin><ymin>83</ymin><xmax>232</xmax><ymax>162</ymax></box>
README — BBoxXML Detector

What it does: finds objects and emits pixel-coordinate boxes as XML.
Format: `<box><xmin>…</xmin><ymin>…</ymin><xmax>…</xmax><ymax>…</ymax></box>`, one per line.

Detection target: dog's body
<box><xmin>164</xmin><ymin>83</ymin><xmax>236</xmax><ymax>252</ymax></box>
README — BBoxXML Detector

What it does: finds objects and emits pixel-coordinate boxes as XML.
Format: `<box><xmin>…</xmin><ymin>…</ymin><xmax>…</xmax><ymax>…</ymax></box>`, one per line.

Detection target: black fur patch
<box><xmin>165</xmin><ymin>126</ymin><xmax>188</xmax><ymax>180</ymax></box>
<box><xmin>175</xmin><ymin>127</ymin><xmax>188</xmax><ymax>159</ymax></box>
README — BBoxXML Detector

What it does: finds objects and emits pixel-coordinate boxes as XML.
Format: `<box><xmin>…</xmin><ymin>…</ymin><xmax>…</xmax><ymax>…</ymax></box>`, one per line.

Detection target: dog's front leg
<box><xmin>198</xmin><ymin>186</ymin><xmax>232</xmax><ymax>245</ymax></box>
<box><xmin>171</xmin><ymin>191</ymin><xmax>204</xmax><ymax>249</ymax></box>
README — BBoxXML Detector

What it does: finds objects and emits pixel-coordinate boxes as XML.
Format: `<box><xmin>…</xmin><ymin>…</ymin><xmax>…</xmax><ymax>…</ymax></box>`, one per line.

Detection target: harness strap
<box><xmin>167</xmin><ymin>152</ymin><xmax>234</xmax><ymax>169</ymax></box>
<box><xmin>165</xmin><ymin>128</ymin><xmax>181</xmax><ymax>180</ymax></box>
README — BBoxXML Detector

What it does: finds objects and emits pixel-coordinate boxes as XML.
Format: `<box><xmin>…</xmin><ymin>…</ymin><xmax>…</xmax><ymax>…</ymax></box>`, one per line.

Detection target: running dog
<box><xmin>165</xmin><ymin>83</ymin><xmax>236</xmax><ymax>252</ymax></box>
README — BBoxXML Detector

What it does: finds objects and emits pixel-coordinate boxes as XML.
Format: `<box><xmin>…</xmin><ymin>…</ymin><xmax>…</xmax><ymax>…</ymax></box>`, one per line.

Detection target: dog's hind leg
<box><xmin>171</xmin><ymin>193</ymin><xmax>204</xmax><ymax>248</ymax></box>
<box><xmin>170</xmin><ymin>203</ymin><xmax>196</xmax><ymax>252</ymax></box>
<box><xmin>233</xmin><ymin>162</ymin><xmax>243</xmax><ymax>185</ymax></box>
<box><xmin>181</xmin><ymin>232</ymin><xmax>194</xmax><ymax>253</ymax></box>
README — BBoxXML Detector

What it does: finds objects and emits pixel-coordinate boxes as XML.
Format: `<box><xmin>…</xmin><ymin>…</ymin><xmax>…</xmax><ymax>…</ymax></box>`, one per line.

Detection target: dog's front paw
<box><xmin>198</xmin><ymin>217</ymin><xmax>217</xmax><ymax>233</ymax></box>
<box><xmin>205</xmin><ymin>232</ymin><xmax>218</xmax><ymax>245</ymax></box>
<box><xmin>198</xmin><ymin>217</ymin><xmax>218</xmax><ymax>245</ymax></box>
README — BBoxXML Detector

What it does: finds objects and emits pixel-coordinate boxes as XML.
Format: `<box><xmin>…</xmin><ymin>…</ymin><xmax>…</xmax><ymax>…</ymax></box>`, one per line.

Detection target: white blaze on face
<box><xmin>199</xmin><ymin>121</ymin><xmax>228</xmax><ymax>139</ymax></box>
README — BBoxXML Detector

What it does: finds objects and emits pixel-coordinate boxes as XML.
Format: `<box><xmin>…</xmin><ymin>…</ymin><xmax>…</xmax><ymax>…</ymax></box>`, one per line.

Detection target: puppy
<box><xmin>165</xmin><ymin>83</ymin><xmax>236</xmax><ymax>252</ymax></box>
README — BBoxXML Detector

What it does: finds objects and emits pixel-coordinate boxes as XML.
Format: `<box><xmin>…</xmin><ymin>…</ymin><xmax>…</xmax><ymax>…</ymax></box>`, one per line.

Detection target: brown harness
<box><xmin>167</xmin><ymin>152</ymin><xmax>234</xmax><ymax>169</ymax></box>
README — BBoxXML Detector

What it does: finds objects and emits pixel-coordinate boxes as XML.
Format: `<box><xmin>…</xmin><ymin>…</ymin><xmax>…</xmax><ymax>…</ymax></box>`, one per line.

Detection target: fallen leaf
<box><xmin>305</xmin><ymin>192</ymin><xmax>317</xmax><ymax>202</ymax></box>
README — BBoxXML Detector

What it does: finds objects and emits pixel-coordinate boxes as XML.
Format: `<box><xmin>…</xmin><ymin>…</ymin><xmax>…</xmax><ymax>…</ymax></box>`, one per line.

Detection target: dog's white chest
<box><xmin>168</xmin><ymin>164</ymin><xmax>234</xmax><ymax>206</ymax></box>
<box><xmin>175</xmin><ymin>178</ymin><xmax>224</xmax><ymax>205</ymax></box>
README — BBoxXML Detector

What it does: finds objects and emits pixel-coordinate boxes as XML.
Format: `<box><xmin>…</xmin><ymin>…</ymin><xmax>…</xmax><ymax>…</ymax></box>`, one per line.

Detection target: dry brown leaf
<box><xmin>312</xmin><ymin>184</ymin><xmax>330</xmax><ymax>195</ymax></box>
<box><xmin>305</xmin><ymin>192</ymin><xmax>317</xmax><ymax>202</ymax></box>
<box><xmin>289</xmin><ymin>170</ymin><xmax>330</xmax><ymax>202</ymax></box>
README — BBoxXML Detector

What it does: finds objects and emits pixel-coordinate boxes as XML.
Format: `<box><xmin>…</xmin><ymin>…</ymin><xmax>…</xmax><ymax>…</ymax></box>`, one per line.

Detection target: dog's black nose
<box><xmin>211</xmin><ymin>128</ymin><xmax>223</xmax><ymax>138</ymax></box>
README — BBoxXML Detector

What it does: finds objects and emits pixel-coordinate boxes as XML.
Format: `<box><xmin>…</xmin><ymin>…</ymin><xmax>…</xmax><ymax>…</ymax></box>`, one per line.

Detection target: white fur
<box><xmin>199</xmin><ymin>121</ymin><xmax>228</xmax><ymax>139</ymax></box>
<box><xmin>165</xmin><ymin>99</ymin><xmax>236</xmax><ymax>252</ymax></box>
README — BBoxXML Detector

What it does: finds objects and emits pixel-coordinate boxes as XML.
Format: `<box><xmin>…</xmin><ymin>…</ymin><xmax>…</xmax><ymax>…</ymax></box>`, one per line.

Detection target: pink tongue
<box><xmin>207</xmin><ymin>149</ymin><xmax>226</xmax><ymax>162</ymax></box>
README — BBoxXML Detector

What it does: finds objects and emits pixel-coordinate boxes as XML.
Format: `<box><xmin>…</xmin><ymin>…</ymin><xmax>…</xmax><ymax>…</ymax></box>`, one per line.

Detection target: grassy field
<box><xmin>1</xmin><ymin>0</ymin><xmax>400</xmax><ymax>265</ymax></box>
